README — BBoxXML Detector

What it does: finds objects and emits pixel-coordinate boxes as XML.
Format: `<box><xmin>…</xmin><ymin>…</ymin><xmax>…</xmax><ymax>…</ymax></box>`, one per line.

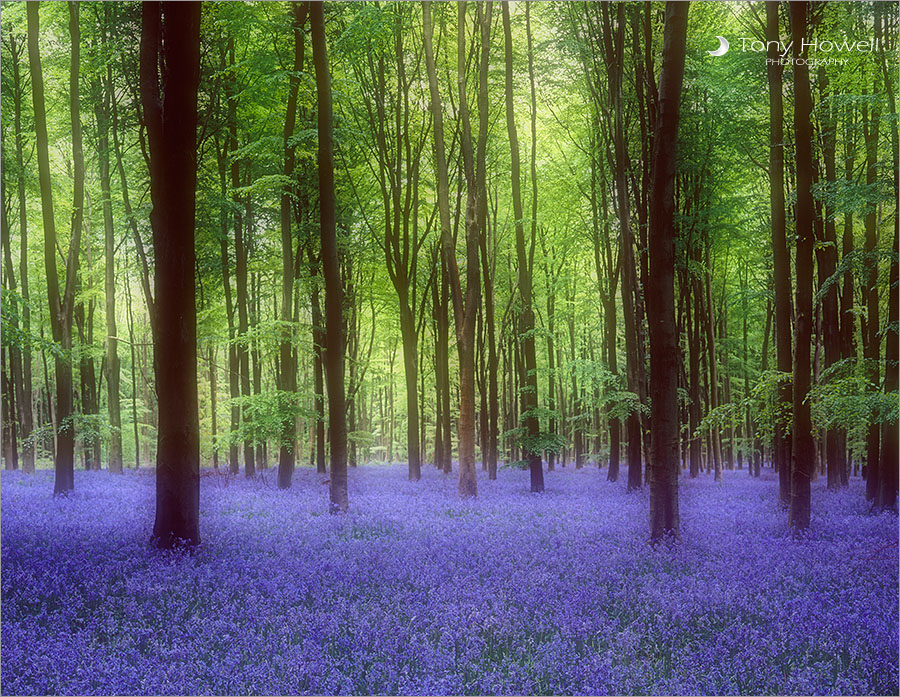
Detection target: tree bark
<box><xmin>789</xmin><ymin>0</ymin><xmax>815</xmax><ymax>531</ymax></box>
<box><xmin>278</xmin><ymin>2</ymin><xmax>308</xmax><ymax>490</ymax></box>
<box><xmin>423</xmin><ymin>0</ymin><xmax>481</xmax><ymax>497</ymax></box>
<box><xmin>766</xmin><ymin>0</ymin><xmax>793</xmax><ymax>505</ymax></box>
<box><xmin>648</xmin><ymin>0</ymin><xmax>688</xmax><ymax>542</ymax></box>
<box><xmin>9</xmin><ymin>33</ymin><xmax>35</xmax><ymax>473</ymax></box>
<box><xmin>503</xmin><ymin>0</ymin><xmax>543</xmax><ymax>492</ymax></box>
<box><xmin>142</xmin><ymin>0</ymin><xmax>202</xmax><ymax>547</ymax></box>
<box><xmin>227</xmin><ymin>38</ymin><xmax>255</xmax><ymax>479</ymax></box>
<box><xmin>311</xmin><ymin>0</ymin><xmax>348</xmax><ymax>513</ymax></box>
<box><xmin>815</xmin><ymin>68</ymin><xmax>843</xmax><ymax>491</ymax></box>
<box><xmin>28</xmin><ymin>1</ymin><xmax>83</xmax><ymax>494</ymax></box>
<box><xmin>877</xmin><ymin>4</ymin><xmax>898</xmax><ymax>510</ymax></box>
<box><xmin>863</xmin><ymin>78</ymin><xmax>881</xmax><ymax>502</ymax></box>
<box><xmin>98</xmin><ymin>10</ymin><xmax>123</xmax><ymax>474</ymax></box>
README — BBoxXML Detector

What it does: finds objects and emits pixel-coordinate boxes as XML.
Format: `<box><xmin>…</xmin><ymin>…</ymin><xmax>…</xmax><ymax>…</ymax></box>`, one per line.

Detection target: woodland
<box><xmin>0</xmin><ymin>1</ymin><xmax>898</xmax><ymax>695</ymax></box>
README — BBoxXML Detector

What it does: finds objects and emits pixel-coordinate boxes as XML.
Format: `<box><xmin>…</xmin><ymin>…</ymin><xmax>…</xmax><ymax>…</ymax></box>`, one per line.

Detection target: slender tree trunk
<box><xmin>142</xmin><ymin>0</ymin><xmax>202</xmax><ymax>546</ymax></box>
<box><xmin>10</xmin><ymin>34</ymin><xmax>35</xmax><ymax>473</ymax></box>
<box><xmin>881</xmin><ymin>220</ymin><xmax>899</xmax><ymax>510</ymax></box>
<box><xmin>877</xmin><ymin>5</ymin><xmax>898</xmax><ymax>510</ymax></box>
<box><xmin>2</xmin><ymin>175</ymin><xmax>22</xmax><ymax>472</ymax></box>
<box><xmin>227</xmin><ymin>40</ymin><xmax>255</xmax><ymax>479</ymax></box>
<box><xmin>702</xmin><ymin>263</ymin><xmax>723</xmax><ymax>481</ymax></box>
<box><xmin>479</xmin><ymin>3</ymin><xmax>498</xmax><ymax>481</ymax></box>
<box><xmin>816</xmin><ymin>68</ymin><xmax>843</xmax><ymax>491</ymax></box>
<box><xmin>213</xmin><ymin>81</ymin><xmax>240</xmax><ymax>475</ymax></box>
<box><xmin>311</xmin><ymin>0</ymin><xmax>348</xmax><ymax>512</ymax></box>
<box><xmin>863</xmin><ymin>89</ymin><xmax>881</xmax><ymax>502</ymax></box>
<box><xmin>125</xmin><ymin>266</ymin><xmax>140</xmax><ymax>468</ymax></box>
<box><xmin>503</xmin><ymin>0</ymin><xmax>542</xmax><ymax>492</ymax></box>
<box><xmin>98</xmin><ymin>16</ymin><xmax>123</xmax><ymax>473</ymax></box>
<box><xmin>29</xmin><ymin>1</ymin><xmax>83</xmax><ymax>495</ymax></box>
<box><xmin>688</xmin><ymin>276</ymin><xmax>701</xmax><ymax>477</ymax></box>
<box><xmin>423</xmin><ymin>0</ymin><xmax>481</xmax><ymax>497</ymax></box>
<box><xmin>209</xmin><ymin>345</ymin><xmax>218</xmax><ymax>471</ymax></box>
<box><xmin>310</xmin><ymin>269</ymin><xmax>327</xmax><ymax>474</ymax></box>
<box><xmin>789</xmin><ymin>1</ymin><xmax>815</xmax><ymax>531</ymax></box>
<box><xmin>839</xmin><ymin>107</ymin><xmax>855</xmax><ymax>487</ymax></box>
<box><xmin>766</xmin><ymin>0</ymin><xmax>793</xmax><ymax>506</ymax></box>
<box><xmin>278</xmin><ymin>2</ymin><xmax>307</xmax><ymax>489</ymax></box>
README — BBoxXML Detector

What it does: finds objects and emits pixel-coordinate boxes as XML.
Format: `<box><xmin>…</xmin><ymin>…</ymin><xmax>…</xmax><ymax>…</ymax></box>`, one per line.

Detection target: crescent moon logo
<box><xmin>708</xmin><ymin>36</ymin><xmax>729</xmax><ymax>57</ymax></box>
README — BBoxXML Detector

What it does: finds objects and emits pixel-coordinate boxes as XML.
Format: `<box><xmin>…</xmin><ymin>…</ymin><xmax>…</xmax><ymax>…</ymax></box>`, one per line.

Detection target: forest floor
<box><xmin>1</xmin><ymin>462</ymin><xmax>897</xmax><ymax>696</ymax></box>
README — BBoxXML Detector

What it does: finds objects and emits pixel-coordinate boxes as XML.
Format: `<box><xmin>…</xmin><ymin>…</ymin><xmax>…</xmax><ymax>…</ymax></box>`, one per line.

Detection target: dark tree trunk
<box><xmin>75</xmin><ymin>294</ymin><xmax>99</xmax><ymax>471</ymax></box>
<box><xmin>602</xmin><ymin>4</ymin><xmax>643</xmax><ymax>491</ymax></box>
<box><xmin>28</xmin><ymin>1</ymin><xmax>83</xmax><ymax>495</ymax></box>
<box><xmin>766</xmin><ymin>0</ymin><xmax>793</xmax><ymax>506</ymax></box>
<box><xmin>227</xmin><ymin>40</ymin><xmax>255</xmax><ymax>479</ymax></box>
<box><xmin>309</xmin><ymin>272</ymin><xmax>327</xmax><ymax>474</ymax></box>
<box><xmin>542</xmin><ymin>238</ymin><xmax>558</xmax><ymax>473</ymax></box>
<box><xmin>881</xmin><ymin>221</ymin><xmax>899</xmax><ymax>510</ymax></box>
<box><xmin>215</xmin><ymin>88</ymin><xmax>240</xmax><ymax>475</ymax></box>
<box><xmin>648</xmin><ymin>0</ymin><xmax>688</xmax><ymax>542</ymax></box>
<box><xmin>141</xmin><ymin>0</ymin><xmax>202</xmax><ymax>547</ymax></box>
<box><xmin>503</xmin><ymin>0</ymin><xmax>543</xmax><ymax>492</ymax></box>
<box><xmin>838</xmin><ymin>109</ymin><xmax>856</xmax><ymax>487</ymax></box>
<box><xmin>789</xmin><ymin>1</ymin><xmax>815</xmax><ymax>532</ymax></box>
<box><xmin>97</xmin><ymin>13</ymin><xmax>123</xmax><ymax>474</ymax></box>
<box><xmin>703</xmin><ymin>265</ymin><xmax>722</xmax><ymax>481</ymax></box>
<box><xmin>10</xmin><ymin>33</ymin><xmax>35</xmax><ymax>473</ymax></box>
<box><xmin>278</xmin><ymin>2</ymin><xmax>307</xmax><ymax>490</ymax></box>
<box><xmin>209</xmin><ymin>345</ymin><xmax>218</xmax><ymax>471</ymax></box>
<box><xmin>125</xmin><ymin>265</ymin><xmax>140</xmax><ymax>468</ymax></box>
<box><xmin>816</xmin><ymin>68</ymin><xmax>843</xmax><ymax>491</ymax></box>
<box><xmin>863</xmin><ymin>86</ymin><xmax>881</xmax><ymax>502</ymax></box>
<box><xmin>311</xmin><ymin>0</ymin><xmax>348</xmax><ymax>513</ymax></box>
<box><xmin>688</xmin><ymin>274</ymin><xmax>701</xmax><ymax>478</ymax></box>
<box><xmin>2</xmin><ymin>175</ymin><xmax>22</xmax><ymax>472</ymax></box>
<box><xmin>877</xmin><ymin>5</ymin><xmax>898</xmax><ymax>510</ymax></box>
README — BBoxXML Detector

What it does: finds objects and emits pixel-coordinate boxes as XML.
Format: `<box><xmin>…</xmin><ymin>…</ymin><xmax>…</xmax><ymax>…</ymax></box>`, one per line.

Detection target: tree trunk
<box><xmin>766</xmin><ymin>0</ymin><xmax>793</xmax><ymax>507</ymax></box>
<box><xmin>125</xmin><ymin>265</ymin><xmax>140</xmax><ymax>468</ymax></box>
<box><xmin>311</xmin><ymin>0</ymin><xmax>348</xmax><ymax>512</ymax></box>
<box><xmin>815</xmin><ymin>68</ymin><xmax>843</xmax><ymax>491</ymax></box>
<box><xmin>310</xmin><ymin>270</ymin><xmax>327</xmax><ymax>474</ymax></box>
<box><xmin>503</xmin><ymin>0</ymin><xmax>543</xmax><ymax>492</ymax></box>
<box><xmin>877</xmin><ymin>4</ymin><xmax>898</xmax><ymax>510</ymax></box>
<box><xmin>10</xmin><ymin>33</ymin><xmax>35</xmax><ymax>473</ymax></box>
<box><xmin>688</xmin><ymin>274</ymin><xmax>701</xmax><ymax>478</ymax></box>
<box><xmin>215</xmin><ymin>108</ymin><xmax>240</xmax><ymax>475</ymax></box>
<box><xmin>423</xmin><ymin>0</ymin><xmax>481</xmax><ymax>497</ymax></box>
<box><xmin>863</xmin><ymin>83</ymin><xmax>881</xmax><ymax>502</ymax></box>
<box><xmin>29</xmin><ymin>1</ymin><xmax>83</xmax><ymax>495</ymax></box>
<box><xmin>278</xmin><ymin>2</ymin><xmax>307</xmax><ymax>489</ymax></box>
<box><xmin>648</xmin><ymin>0</ymin><xmax>688</xmax><ymax>542</ymax></box>
<box><xmin>789</xmin><ymin>1</ymin><xmax>815</xmax><ymax>532</ymax></box>
<box><xmin>227</xmin><ymin>39</ymin><xmax>255</xmax><ymax>479</ymax></box>
<box><xmin>98</xmin><ymin>17</ymin><xmax>123</xmax><ymax>474</ymax></box>
<box><xmin>141</xmin><ymin>0</ymin><xmax>202</xmax><ymax>547</ymax></box>
<box><xmin>479</xmin><ymin>2</ymin><xmax>498</xmax><ymax>481</ymax></box>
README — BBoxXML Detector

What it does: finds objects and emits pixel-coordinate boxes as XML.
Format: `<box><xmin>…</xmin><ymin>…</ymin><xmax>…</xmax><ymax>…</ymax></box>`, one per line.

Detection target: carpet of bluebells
<box><xmin>1</xmin><ymin>463</ymin><xmax>897</xmax><ymax>696</ymax></box>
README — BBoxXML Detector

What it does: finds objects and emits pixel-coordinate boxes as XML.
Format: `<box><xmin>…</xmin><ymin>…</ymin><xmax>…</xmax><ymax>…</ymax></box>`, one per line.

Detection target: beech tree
<box><xmin>311</xmin><ymin>0</ymin><xmax>348</xmax><ymax>512</ymax></box>
<box><xmin>647</xmin><ymin>0</ymin><xmax>689</xmax><ymax>542</ymax></box>
<box><xmin>27</xmin><ymin>1</ymin><xmax>83</xmax><ymax>495</ymax></box>
<box><xmin>142</xmin><ymin>0</ymin><xmax>202</xmax><ymax>547</ymax></box>
<box><xmin>789</xmin><ymin>0</ymin><xmax>815</xmax><ymax>532</ymax></box>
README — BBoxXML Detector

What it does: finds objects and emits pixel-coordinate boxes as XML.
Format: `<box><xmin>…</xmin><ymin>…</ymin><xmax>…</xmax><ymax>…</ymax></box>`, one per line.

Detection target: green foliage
<box><xmin>809</xmin><ymin>358</ymin><xmax>898</xmax><ymax>431</ymax></box>
<box><xmin>225</xmin><ymin>391</ymin><xmax>316</xmax><ymax>449</ymax></box>
<box><xmin>0</xmin><ymin>289</ymin><xmax>66</xmax><ymax>359</ymax></box>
